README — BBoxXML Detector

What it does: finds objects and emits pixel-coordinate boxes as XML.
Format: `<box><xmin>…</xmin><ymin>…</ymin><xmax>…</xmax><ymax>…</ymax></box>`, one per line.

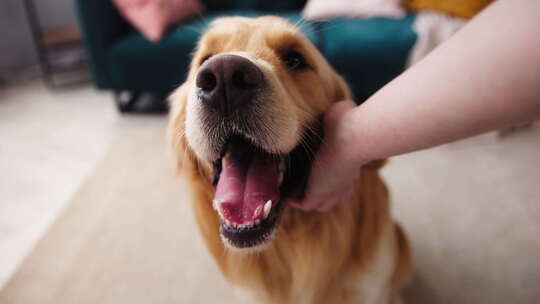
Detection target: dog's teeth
<box><xmin>254</xmin><ymin>219</ymin><xmax>261</xmax><ymax>225</ymax></box>
<box><xmin>222</xmin><ymin>151</ymin><xmax>231</xmax><ymax>167</ymax></box>
<box><xmin>278</xmin><ymin>159</ymin><xmax>285</xmax><ymax>186</ymax></box>
<box><xmin>264</xmin><ymin>200</ymin><xmax>272</xmax><ymax>219</ymax></box>
<box><xmin>216</xmin><ymin>201</ymin><xmax>225</xmax><ymax>218</ymax></box>
<box><xmin>278</xmin><ymin>171</ymin><xmax>284</xmax><ymax>186</ymax></box>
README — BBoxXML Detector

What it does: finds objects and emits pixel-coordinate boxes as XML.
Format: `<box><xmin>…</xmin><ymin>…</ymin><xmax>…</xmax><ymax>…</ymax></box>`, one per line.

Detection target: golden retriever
<box><xmin>168</xmin><ymin>16</ymin><xmax>411</xmax><ymax>304</ymax></box>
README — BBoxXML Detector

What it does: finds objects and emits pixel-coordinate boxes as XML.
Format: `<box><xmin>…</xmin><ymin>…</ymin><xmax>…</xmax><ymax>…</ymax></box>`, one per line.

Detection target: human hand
<box><xmin>290</xmin><ymin>100</ymin><xmax>365</xmax><ymax>212</ymax></box>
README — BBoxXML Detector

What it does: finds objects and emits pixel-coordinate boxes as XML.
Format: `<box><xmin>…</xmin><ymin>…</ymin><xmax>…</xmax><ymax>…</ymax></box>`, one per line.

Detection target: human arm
<box><xmin>293</xmin><ymin>0</ymin><xmax>540</xmax><ymax>211</ymax></box>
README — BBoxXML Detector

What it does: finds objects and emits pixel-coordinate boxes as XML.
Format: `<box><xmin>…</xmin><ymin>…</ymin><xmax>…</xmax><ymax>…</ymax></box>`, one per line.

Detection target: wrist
<box><xmin>335</xmin><ymin>108</ymin><xmax>370</xmax><ymax>167</ymax></box>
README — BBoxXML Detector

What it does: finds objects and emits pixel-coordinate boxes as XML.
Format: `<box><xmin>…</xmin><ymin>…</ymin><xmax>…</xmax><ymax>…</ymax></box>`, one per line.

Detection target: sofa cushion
<box><xmin>321</xmin><ymin>14</ymin><xmax>417</xmax><ymax>102</ymax></box>
<box><xmin>108</xmin><ymin>11</ymin><xmax>320</xmax><ymax>91</ymax></box>
<box><xmin>303</xmin><ymin>0</ymin><xmax>406</xmax><ymax>20</ymax></box>
<box><xmin>406</xmin><ymin>0</ymin><xmax>492</xmax><ymax>19</ymax></box>
<box><xmin>112</xmin><ymin>0</ymin><xmax>204</xmax><ymax>42</ymax></box>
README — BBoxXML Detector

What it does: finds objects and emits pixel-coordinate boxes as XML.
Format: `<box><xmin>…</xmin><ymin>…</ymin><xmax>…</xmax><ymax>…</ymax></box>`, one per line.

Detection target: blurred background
<box><xmin>1</xmin><ymin>0</ymin><xmax>539</xmax><ymax>303</ymax></box>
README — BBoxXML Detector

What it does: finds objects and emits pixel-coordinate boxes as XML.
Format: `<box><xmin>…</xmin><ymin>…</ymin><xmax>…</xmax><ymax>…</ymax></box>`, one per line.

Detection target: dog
<box><xmin>168</xmin><ymin>16</ymin><xmax>412</xmax><ymax>304</ymax></box>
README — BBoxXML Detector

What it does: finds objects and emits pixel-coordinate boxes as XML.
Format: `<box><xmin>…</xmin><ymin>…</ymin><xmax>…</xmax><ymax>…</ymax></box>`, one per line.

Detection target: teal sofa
<box><xmin>74</xmin><ymin>0</ymin><xmax>417</xmax><ymax>112</ymax></box>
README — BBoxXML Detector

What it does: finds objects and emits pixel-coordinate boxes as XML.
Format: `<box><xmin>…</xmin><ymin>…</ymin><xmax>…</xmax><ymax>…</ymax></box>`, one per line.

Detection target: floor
<box><xmin>1</xmin><ymin>80</ymin><xmax>539</xmax><ymax>302</ymax></box>
<box><xmin>384</xmin><ymin>127</ymin><xmax>540</xmax><ymax>303</ymax></box>
<box><xmin>0</xmin><ymin>80</ymin><xmax>118</xmax><ymax>288</ymax></box>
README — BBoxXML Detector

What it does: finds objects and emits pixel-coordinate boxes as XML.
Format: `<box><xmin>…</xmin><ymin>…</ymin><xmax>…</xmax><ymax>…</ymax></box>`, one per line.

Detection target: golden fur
<box><xmin>169</xmin><ymin>16</ymin><xmax>411</xmax><ymax>304</ymax></box>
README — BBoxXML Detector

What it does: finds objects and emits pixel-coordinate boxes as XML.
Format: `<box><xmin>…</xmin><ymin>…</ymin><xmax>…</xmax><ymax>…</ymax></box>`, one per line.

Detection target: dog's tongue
<box><xmin>215</xmin><ymin>143</ymin><xmax>280</xmax><ymax>224</ymax></box>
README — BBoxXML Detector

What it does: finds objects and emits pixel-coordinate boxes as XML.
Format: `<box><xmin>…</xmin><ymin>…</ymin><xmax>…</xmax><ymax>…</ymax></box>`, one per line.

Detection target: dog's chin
<box><xmin>209</xmin><ymin>121</ymin><xmax>323</xmax><ymax>251</ymax></box>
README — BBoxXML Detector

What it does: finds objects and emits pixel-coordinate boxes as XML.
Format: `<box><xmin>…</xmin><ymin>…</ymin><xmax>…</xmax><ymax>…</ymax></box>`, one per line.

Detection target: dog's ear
<box><xmin>333</xmin><ymin>73</ymin><xmax>352</xmax><ymax>102</ymax></box>
<box><xmin>168</xmin><ymin>84</ymin><xmax>197</xmax><ymax>172</ymax></box>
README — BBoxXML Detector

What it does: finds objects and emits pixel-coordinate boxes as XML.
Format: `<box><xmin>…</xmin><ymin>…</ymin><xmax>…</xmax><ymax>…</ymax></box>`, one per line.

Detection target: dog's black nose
<box><xmin>196</xmin><ymin>54</ymin><xmax>263</xmax><ymax>114</ymax></box>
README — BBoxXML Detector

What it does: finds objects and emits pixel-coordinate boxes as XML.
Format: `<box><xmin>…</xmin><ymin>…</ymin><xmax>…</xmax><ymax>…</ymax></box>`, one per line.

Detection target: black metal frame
<box><xmin>114</xmin><ymin>91</ymin><xmax>141</xmax><ymax>113</ymax></box>
<box><xmin>22</xmin><ymin>0</ymin><xmax>89</xmax><ymax>88</ymax></box>
<box><xmin>113</xmin><ymin>91</ymin><xmax>169</xmax><ymax>114</ymax></box>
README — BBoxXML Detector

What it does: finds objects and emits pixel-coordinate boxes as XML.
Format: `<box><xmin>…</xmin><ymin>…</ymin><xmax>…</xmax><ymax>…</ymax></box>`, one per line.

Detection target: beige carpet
<box><xmin>0</xmin><ymin>117</ymin><xmax>231</xmax><ymax>304</ymax></box>
<box><xmin>1</xmin><ymin>116</ymin><xmax>539</xmax><ymax>304</ymax></box>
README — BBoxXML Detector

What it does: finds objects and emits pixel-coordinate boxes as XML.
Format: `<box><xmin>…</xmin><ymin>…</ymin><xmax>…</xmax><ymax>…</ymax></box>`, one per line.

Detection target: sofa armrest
<box><xmin>74</xmin><ymin>0</ymin><xmax>132</xmax><ymax>89</ymax></box>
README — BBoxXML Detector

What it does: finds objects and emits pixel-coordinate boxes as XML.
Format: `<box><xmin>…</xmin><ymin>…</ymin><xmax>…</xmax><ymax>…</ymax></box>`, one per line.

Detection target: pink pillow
<box><xmin>302</xmin><ymin>0</ymin><xmax>406</xmax><ymax>20</ymax></box>
<box><xmin>113</xmin><ymin>0</ymin><xmax>204</xmax><ymax>42</ymax></box>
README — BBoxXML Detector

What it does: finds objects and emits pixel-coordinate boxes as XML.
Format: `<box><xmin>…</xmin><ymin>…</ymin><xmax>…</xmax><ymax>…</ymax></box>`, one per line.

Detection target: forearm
<box><xmin>347</xmin><ymin>0</ymin><xmax>540</xmax><ymax>163</ymax></box>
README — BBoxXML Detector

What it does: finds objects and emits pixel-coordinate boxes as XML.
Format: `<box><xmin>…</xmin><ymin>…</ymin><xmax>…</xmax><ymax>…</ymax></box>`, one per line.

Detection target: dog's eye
<box><xmin>281</xmin><ymin>51</ymin><xmax>309</xmax><ymax>70</ymax></box>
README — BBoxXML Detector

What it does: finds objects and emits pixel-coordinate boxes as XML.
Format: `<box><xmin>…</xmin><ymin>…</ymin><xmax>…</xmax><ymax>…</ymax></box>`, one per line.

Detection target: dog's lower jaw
<box><xmin>220</xmin><ymin>232</ymin><xmax>275</xmax><ymax>254</ymax></box>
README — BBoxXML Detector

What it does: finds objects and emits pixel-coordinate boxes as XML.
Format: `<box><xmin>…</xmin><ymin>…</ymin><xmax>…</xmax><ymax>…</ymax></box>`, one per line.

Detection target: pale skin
<box><xmin>292</xmin><ymin>0</ymin><xmax>540</xmax><ymax>212</ymax></box>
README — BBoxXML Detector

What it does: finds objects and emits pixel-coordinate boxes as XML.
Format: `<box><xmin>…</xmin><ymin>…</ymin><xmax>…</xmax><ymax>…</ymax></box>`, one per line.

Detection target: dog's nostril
<box><xmin>196</xmin><ymin>70</ymin><xmax>217</xmax><ymax>92</ymax></box>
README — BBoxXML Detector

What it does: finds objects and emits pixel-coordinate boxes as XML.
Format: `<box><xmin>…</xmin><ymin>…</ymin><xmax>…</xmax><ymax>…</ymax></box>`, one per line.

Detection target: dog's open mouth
<box><xmin>212</xmin><ymin>136</ymin><xmax>283</xmax><ymax>248</ymax></box>
<box><xmin>211</xmin><ymin>121</ymin><xmax>322</xmax><ymax>249</ymax></box>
